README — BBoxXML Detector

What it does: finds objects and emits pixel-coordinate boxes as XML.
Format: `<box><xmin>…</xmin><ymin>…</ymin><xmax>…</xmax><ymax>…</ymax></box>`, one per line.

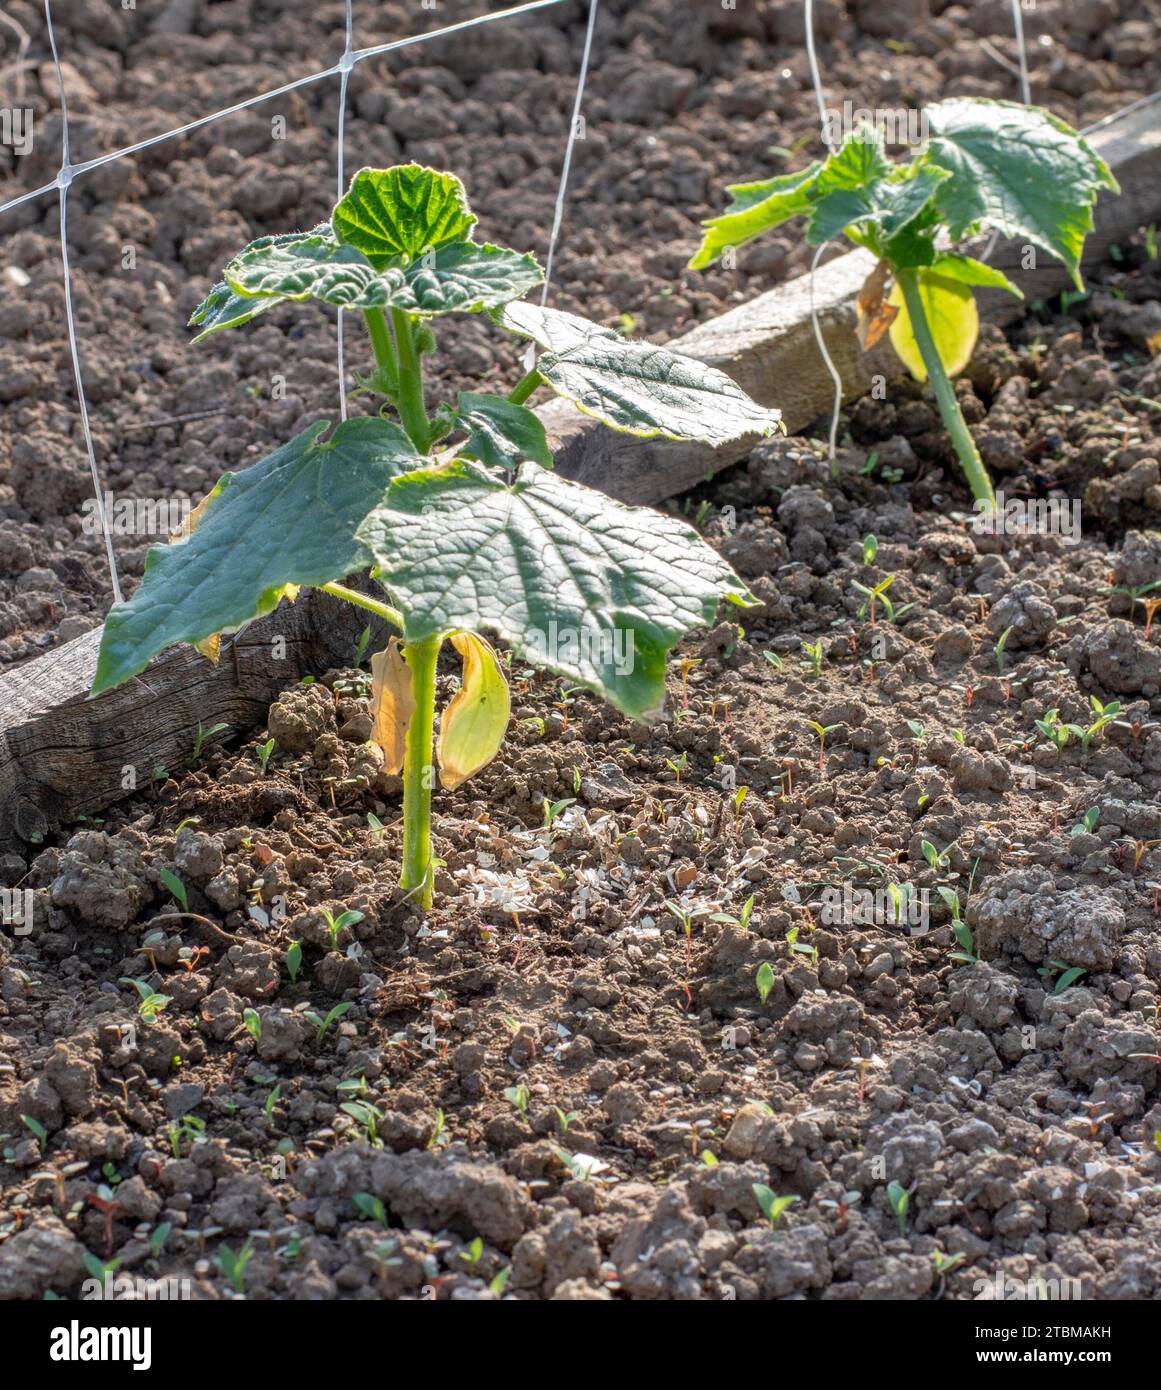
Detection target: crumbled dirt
<box><xmin>3</xmin><ymin>223</ymin><xmax>1161</xmax><ymax>1298</ymax></box>
<box><xmin>2</xmin><ymin>0</ymin><xmax>1161</xmax><ymax>660</ymax></box>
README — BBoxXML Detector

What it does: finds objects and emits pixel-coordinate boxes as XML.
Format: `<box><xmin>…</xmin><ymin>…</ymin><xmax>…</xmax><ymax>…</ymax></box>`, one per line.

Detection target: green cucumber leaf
<box><xmin>225</xmin><ymin>235</ymin><xmax>541</xmax><ymax>317</ymax></box>
<box><xmin>930</xmin><ymin>253</ymin><xmax>1023</xmax><ymax>298</ymax></box>
<box><xmin>357</xmin><ymin>460</ymin><xmax>755</xmax><ymax>720</ymax></box>
<box><xmin>688</xmin><ymin>164</ymin><xmax>822</xmax><ymax>270</ymax></box>
<box><xmin>91</xmin><ymin>418</ymin><xmax>423</xmax><ymax>696</ymax></box>
<box><xmin>189</xmin><ymin>225</ymin><xmax>334</xmax><ymax>342</ymax></box>
<box><xmin>499</xmin><ymin>302</ymin><xmax>782</xmax><ymax>445</ymax></box>
<box><xmin>921</xmin><ymin>98</ymin><xmax>1119</xmax><ymax>289</ymax></box>
<box><xmin>806</xmin><ymin>130</ymin><xmax>948</xmax><ymax>246</ymax></box>
<box><xmin>332</xmin><ymin>165</ymin><xmax>476</xmax><ymax>267</ymax></box>
<box><xmin>456</xmin><ymin>392</ymin><xmax>553</xmax><ymax>471</ymax></box>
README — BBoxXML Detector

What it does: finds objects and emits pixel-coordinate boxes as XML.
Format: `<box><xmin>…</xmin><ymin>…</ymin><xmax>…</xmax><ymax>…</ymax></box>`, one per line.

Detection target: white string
<box><xmin>44</xmin><ymin>0</ymin><xmax>122</xmax><ymax>603</ymax></box>
<box><xmin>5</xmin><ymin>0</ymin><xmax>571</xmax><ymax>615</ymax></box>
<box><xmin>1009</xmin><ymin>0</ymin><xmax>1031</xmax><ymax>105</ymax></box>
<box><xmin>539</xmin><ymin>0</ymin><xmax>599</xmax><ymax>304</ymax></box>
<box><xmin>335</xmin><ymin>0</ymin><xmax>354</xmax><ymax>422</ymax></box>
<box><xmin>804</xmin><ymin>0</ymin><xmax>842</xmax><ymax>463</ymax></box>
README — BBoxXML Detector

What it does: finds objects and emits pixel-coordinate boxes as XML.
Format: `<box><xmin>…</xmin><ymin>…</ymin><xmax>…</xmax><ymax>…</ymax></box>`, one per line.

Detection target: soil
<box><xmin>3</xmin><ymin>0</ymin><xmax>1161</xmax><ymax>1305</ymax></box>
<box><xmin>2</xmin><ymin>0</ymin><xmax>1161</xmax><ymax>661</ymax></box>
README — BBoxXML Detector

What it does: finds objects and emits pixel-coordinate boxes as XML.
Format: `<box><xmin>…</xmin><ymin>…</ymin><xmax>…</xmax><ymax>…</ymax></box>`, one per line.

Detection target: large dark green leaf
<box><xmin>91</xmin><ymin>418</ymin><xmax>423</xmax><ymax>695</ymax></box>
<box><xmin>357</xmin><ymin>460</ymin><xmax>754</xmax><ymax>720</ymax></box>
<box><xmin>500</xmin><ymin>302</ymin><xmax>782</xmax><ymax>444</ymax></box>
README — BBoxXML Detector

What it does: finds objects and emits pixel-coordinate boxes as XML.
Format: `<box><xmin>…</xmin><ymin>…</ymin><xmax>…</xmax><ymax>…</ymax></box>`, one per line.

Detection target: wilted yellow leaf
<box><xmin>437</xmin><ymin>632</ymin><xmax>510</xmax><ymax>790</ymax></box>
<box><xmin>370</xmin><ymin>639</ymin><xmax>415</xmax><ymax>775</ymax></box>
<box><xmin>855</xmin><ymin>259</ymin><xmax>898</xmax><ymax>352</ymax></box>
<box><xmin>888</xmin><ymin>270</ymin><xmax>978</xmax><ymax>382</ymax></box>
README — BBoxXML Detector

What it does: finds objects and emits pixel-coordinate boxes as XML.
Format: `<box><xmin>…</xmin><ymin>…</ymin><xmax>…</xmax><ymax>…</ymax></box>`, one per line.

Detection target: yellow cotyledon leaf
<box><xmin>887</xmin><ymin>269</ymin><xmax>979</xmax><ymax>382</ymax></box>
<box><xmin>370</xmin><ymin>639</ymin><xmax>415</xmax><ymax>775</ymax></box>
<box><xmin>437</xmin><ymin>632</ymin><xmax>510</xmax><ymax>790</ymax></box>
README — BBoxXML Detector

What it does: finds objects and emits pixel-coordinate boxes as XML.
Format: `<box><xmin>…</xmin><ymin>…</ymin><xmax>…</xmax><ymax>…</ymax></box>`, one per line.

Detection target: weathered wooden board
<box><xmin>551</xmin><ymin>92</ymin><xmax>1161</xmax><ymax>504</ymax></box>
<box><xmin>0</xmin><ymin>587</ymin><xmax>389</xmax><ymax>851</ymax></box>
<box><xmin>2</xmin><ymin>93</ymin><xmax>1159</xmax><ymax>851</ymax></box>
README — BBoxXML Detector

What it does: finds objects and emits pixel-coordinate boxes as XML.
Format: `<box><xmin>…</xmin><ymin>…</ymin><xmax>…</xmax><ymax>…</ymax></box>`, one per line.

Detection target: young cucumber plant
<box><xmin>90</xmin><ymin>165</ymin><xmax>780</xmax><ymax>908</ymax></box>
<box><xmin>689</xmin><ymin>99</ymin><xmax>1118</xmax><ymax>507</ymax></box>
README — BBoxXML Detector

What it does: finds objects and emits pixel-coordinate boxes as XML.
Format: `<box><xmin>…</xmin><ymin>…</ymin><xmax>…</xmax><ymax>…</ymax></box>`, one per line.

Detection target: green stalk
<box><xmin>390</xmin><ymin>308</ymin><xmax>431</xmax><ymax>453</ymax></box>
<box><xmin>361</xmin><ymin>307</ymin><xmax>399</xmax><ymax>398</ymax></box>
<box><xmin>400</xmin><ymin>634</ymin><xmax>442</xmax><ymax>909</ymax></box>
<box><xmin>318</xmin><ymin>580</ymin><xmax>403</xmax><ymax>630</ymax></box>
<box><xmin>895</xmin><ymin>268</ymin><xmax>996</xmax><ymax>510</ymax></box>
<box><xmin>506</xmin><ymin>369</ymin><xmax>543</xmax><ymax>405</ymax></box>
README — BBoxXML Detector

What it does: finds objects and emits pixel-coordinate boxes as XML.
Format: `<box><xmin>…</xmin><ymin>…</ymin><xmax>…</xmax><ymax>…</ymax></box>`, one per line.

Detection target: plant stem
<box><xmin>400</xmin><ymin>634</ymin><xmax>442</xmax><ymax>909</ymax></box>
<box><xmin>361</xmin><ymin>308</ymin><xmax>399</xmax><ymax>396</ymax></box>
<box><xmin>507</xmin><ymin>369</ymin><xmax>542</xmax><ymax>405</ymax></box>
<box><xmin>390</xmin><ymin>308</ymin><xmax>431</xmax><ymax>453</ymax></box>
<box><xmin>895</xmin><ymin>268</ymin><xmax>996</xmax><ymax>509</ymax></box>
<box><xmin>318</xmin><ymin>581</ymin><xmax>403</xmax><ymax>630</ymax></box>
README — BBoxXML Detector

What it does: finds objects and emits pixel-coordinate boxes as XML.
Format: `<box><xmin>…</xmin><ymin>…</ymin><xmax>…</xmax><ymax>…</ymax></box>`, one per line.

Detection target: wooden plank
<box><xmin>0</xmin><ymin>587</ymin><xmax>388</xmax><ymax>851</ymax></box>
<box><xmin>2</xmin><ymin>94</ymin><xmax>1158</xmax><ymax>850</ymax></box>
<box><xmin>551</xmin><ymin>92</ymin><xmax>1161</xmax><ymax>505</ymax></box>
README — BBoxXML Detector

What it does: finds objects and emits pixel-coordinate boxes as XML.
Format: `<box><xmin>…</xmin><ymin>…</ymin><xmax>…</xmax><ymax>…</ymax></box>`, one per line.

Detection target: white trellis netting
<box><xmin>0</xmin><ymin>0</ymin><xmax>599</xmax><ymax>613</ymax></box>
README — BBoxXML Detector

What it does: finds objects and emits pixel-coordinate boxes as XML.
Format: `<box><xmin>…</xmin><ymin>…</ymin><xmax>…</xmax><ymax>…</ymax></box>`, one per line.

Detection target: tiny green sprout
<box><xmin>354</xmin><ymin>623</ymin><xmax>373</xmax><ymax>666</ymax></box>
<box><xmin>906</xmin><ymin>720</ymin><xmax>925</xmax><ymax>742</ymax></box>
<box><xmin>320</xmin><ymin>906</ymin><xmax>365</xmax><ymax>950</ymax></box>
<box><xmin>158</xmin><ymin>866</ymin><xmax>189</xmax><ymax>912</ymax></box>
<box><xmin>366</xmin><ymin>811</ymin><xmax>386</xmax><ymax>843</ymax></box>
<box><xmin>936</xmin><ymin>885</ymin><xmax>962</xmax><ymax>924</ymax></box>
<box><xmin>1070</xmin><ymin>806</ymin><xmax>1100</xmax><ymax>837</ymax></box>
<box><xmin>150</xmin><ymin>1221</ymin><xmax>173</xmax><ymax>1259</ymax></box>
<box><xmin>807</xmin><ymin>720</ymin><xmax>839</xmax><ymax>776</ymax></box>
<box><xmin>949</xmin><ymin>921</ymin><xmax>979</xmax><ymax>965</ymax></box>
<box><xmin>665</xmin><ymin>751</ymin><xmax>689</xmax><ymax>784</ymax></box>
<box><xmin>255</xmin><ymin>738</ymin><xmax>276</xmax><ymax>775</ymax></box>
<box><xmin>733</xmin><ymin>785</ymin><xmax>749</xmax><ymax>814</ymax></box>
<box><xmin>242</xmin><ymin>1008</ymin><xmax>262</xmax><ymax>1043</ymax></box>
<box><xmin>352</xmin><ymin>1192</ymin><xmax>389</xmax><ymax>1228</ymax></box>
<box><xmin>921</xmin><ymin>838</ymin><xmax>957</xmax><ymax>871</ymax></box>
<box><xmin>700</xmin><ymin>1150</ymin><xmax>719</xmax><ymax>1167</ymax></box>
<box><xmin>341</xmin><ymin>1100</ymin><xmax>385</xmax><ymax>1146</ymax></box>
<box><xmin>21</xmin><ymin>1114</ymin><xmax>48</xmax><ymax>1154</ymax></box>
<box><xmin>951</xmin><ymin>728</ymin><xmax>965</xmax><ymax>745</ymax></box>
<box><xmin>306</xmin><ymin>1001</ymin><xmax>353</xmax><ymax>1045</ymax></box>
<box><xmin>459</xmin><ymin>1236</ymin><xmax>485</xmax><ymax>1268</ymax></box>
<box><xmin>1037</xmin><ymin>959</ymin><xmax>1088</xmax><ymax>995</ymax></box>
<box><xmin>82</xmin><ymin>1251</ymin><xmax>122</xmax><ymax>1285</ymax></box>
<box><xmin>739</xmin><ymin>894</ymin><xmax>754</xmax><ymax>930</ymax></box>
<box><xmin>852</xmin><ymin>574</ymin><xmax>894</xmax><ymax>627</ymax></box>
<box><xmin>802</xmin><ymin>640</ymin><xmax>824</xmax><ymax>678</ymax></box>
<box><xmin>752</xmin><ymin>1184</ymin><xmax>799</xmax><ymax>1230</ymax></box>
<box><xmin>120</xmin><ymin>977</ymin><xmax>173</xmax><ymax>1023</ymax></box>
<box><xmin>763</xmin><ymin>650</ymin><xmax>784</xmax><ymax>672</ymax></box>
<box><xmin>490</xmin><ymin>1266</ymin><xmax>512</xmax><ymax>1297</ymax></box>
<box><xmin>886</xmin><ymin>1181</ymin><xmax>911</xmax><ymax>1236</ymax></box>
<box><xmin>263</xmin><ymin>1083</ymin><xmax>281</xmax><ymax>1121</ymax></box>
<box><xmin>932</xmin><ymin>1249</ymin><xmax>966</xmax><ymax>1287</ymax></box>
<box><xmin>217</xmin><ymin>1238</ymin><xmax>256</xmax><ymax>1296</ymax></box>
<box><xmin>189</xmin><ymin>719</ymin><xmax>228</xmax><ymax>765</ymax></box>
<box><xmin>1035</xmin><ymin>708</ymin><xmax>1071</xmax><ymax>752</ymax></box>
<box><xmin>572</xmin><ymin>766</ymin><xmax>582</xmax><ymax>793</ymax></box>
<box><xmin>504</xmin><ymin>1085</ymin><xmax>531</xmax><ymax>1124</ymax></box>
<box><xmin>542</xmin><ymin>796</ymin><xmax>576</xmax><ymax>830</ymax></box>
<box><xmin>286</xmin><ymin>940</ymin><xmax>303</xmax><ymax>985</ymax></box>
<box><xmin>862</xmin><ymin>534</ymin><xmax>878</xmax><ymax>565</ymax></box>
<box><xmin>994</xmin><ymin>625</ymin><xmax>1013</xmax><ymax>675</ymax></box>
<box><xmin>1070</xmin><ymin>697</ymin><xmax>1122</xmax><ymax>752</ymax></box>
<box><xmin>1155</xmin><ymin>1129</ymin><xmax>1161</xmax><ymax>1155</ymax></box>
<box><xmin>554</xmin><ymin>1107</ymin><xmax>579</xmax><ymax>1135</ymax></box>
<box><xmin>429</xmin><ymin>1109</ymin><xmax>447</xmax><ymax>1150</ymax></box>
<box><xmin>756</xmin><ymin>961</ymin><xmax>776</xmax><ymax>1006</ymax></box>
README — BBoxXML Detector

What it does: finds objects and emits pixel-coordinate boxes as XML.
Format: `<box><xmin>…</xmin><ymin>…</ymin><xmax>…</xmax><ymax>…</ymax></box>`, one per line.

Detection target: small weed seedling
<box><xmin>802</xmin><ymin>640</ymin><xmax>824</xmax><ymax>679</ymax></box>
<box><xmin>752</xmin><ymin>1184</ymin><xmax>798</xmax><ymax>1230</ymax></box>
<box><xmin>217</xmin><ymin>1239</ymin><xmax>256</xmax><ymax>1296</ymax></box>
<box><xmin>691</xmin><ymin>100</ymin><xmax>1116</xmax><ymax>505</ymax></box>
<box><xmin>1071</xmin><ymin>806</ymin><xmax>1100</xmax><ymax>837</ymax></box>
<box><xmin>286</xmin><ymin>940</ymin><xmax>303</xmax><ymax>985</ymax></box>
<box><xmin>320</xmin><ymin>907</ymin><xmax>364</xmax><ymax>951</ymax></box>
<box><xmin>852</xmin><ymin>574</ymin><xmax>894</xmax><ymax>627</ymax></box>
<box><xmin>921</xmin><ymin>838</ymin><xmax>957</xmax><ymax>872</ymax></box>
<box><xmin>21</xmin><ymin>1114</ymin><xmax>48</xmax><ymax>1155</ymax></box>
<box><xmin>994</xmin><ymin>625</ymin><xmax>1013</xmax><ymax>676</ymax></box>
<box><xmin>255</xmin><ymin>738</ymin><xmax>276</xmax><ymax>775</ymax></box>
<box><xmin>305</xmin><ymin>1001</ymin><xmax>353</xmax><ymax>1046</ymax></box>
<box><xmin>1035</xmin><ymin>708</ymin><xmax>1070</xmax><ymax>753</ymax></box>
<box><xmin>91</xmin><ymin>165</ymin><xmax>778</xmax><ymax>911</ymax></box>
<box><xmin>504</xmin><ymin>1085</ymin><xmax>531</xmax><ymax>1125</ymax></box>
<box><xmin>158</xmin><ymin>866</ymin><xmax>188</xmax><ymax>912</ymax></box>
<box><xmin>948</xmin><ymin>920</ymin><xmax>979</xmax><ymax>965</ymax></box>
<box><xmin>352</xmin><ymin>1192</ymin><xmax>389</xmax><ymax>1228</ymax></box>
<box><xmin>1102</xmin><ymin>579</ymin><xmax>1161</xmax><ymax>640</ymax></box>
<box><xmin>1038</xmin><ymin>959</ymin><xmax>1088</xmax><ymax>995</ymax></box>
<box><xmin>886</xmin><ymin>1180</ymin><xmax>911</xmax><ymax>1236</ymax></box>
<box><xmin>807</xmin><ymin>720</ymin><xmax>839</xmax><ymax>776</ymax></box>
<box><xmin>862</xmin><ymin>533</ymin><xmax>878</xmax><ymax>565</ymax></box>
<box><xmin>756</xmin><ymin>961</ymin><xmax>776</xmax><ymax>1007</ymax></box>
<box><xmin>120</xmin><ymin>977</ymin><xmax>173</xmax><ymax>1024</ymax></box>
